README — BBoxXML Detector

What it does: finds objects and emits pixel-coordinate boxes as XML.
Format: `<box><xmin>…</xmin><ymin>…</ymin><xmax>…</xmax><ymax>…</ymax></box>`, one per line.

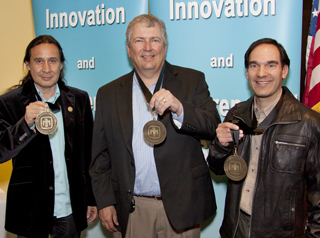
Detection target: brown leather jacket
<box><xmin>208</xmin><ymin>87</ymin><xmax>320</xmax><ymax>238</ymax></box>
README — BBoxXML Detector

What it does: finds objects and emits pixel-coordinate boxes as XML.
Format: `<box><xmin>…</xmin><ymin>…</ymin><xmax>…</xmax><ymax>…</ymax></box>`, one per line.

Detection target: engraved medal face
<box><xmin>35</xmin><ymin>111</ymin><xmax>58</xmax><ymax>135</ymax></box>
<box><xmin>143</xmin><ymin>120</ymin><xmax>167</xmax><ymax>145</ymax></box>
<box><xmin>224</xmin><ymin>155</ymin><xmax>247</xmax><ymax>181</ymax></box>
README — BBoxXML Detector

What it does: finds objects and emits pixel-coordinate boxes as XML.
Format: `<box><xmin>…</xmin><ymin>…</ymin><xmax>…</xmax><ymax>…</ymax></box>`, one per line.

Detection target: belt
<box><xmin>134</xmin><ymin>195</ymin><xmax>162</xmax><ymax>200</ymax></box>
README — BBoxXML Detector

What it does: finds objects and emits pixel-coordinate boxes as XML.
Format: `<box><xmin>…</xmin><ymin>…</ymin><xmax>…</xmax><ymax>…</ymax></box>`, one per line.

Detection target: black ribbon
<box><xmin>230</xmin><ymin>129</ymin><xmax>240</xmax><ymax>147</ymax></box>
<box><xmin>31</xmin><ymin>83</ymin><xmax>61</xmax><ymax>113</ymax></box>
<box><xmin>135</xmin><ymin>65</ymin><xmax>165</xmax><ymax>110</ymax></box>
<box><xmin>251</xmin><ymin>95</ymin><xmax>283</xmax><ymax>135</ymax></box>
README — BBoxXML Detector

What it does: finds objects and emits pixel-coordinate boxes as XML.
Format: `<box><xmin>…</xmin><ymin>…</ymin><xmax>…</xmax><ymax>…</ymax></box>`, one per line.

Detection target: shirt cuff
<box><xmin>171</xmin><ymin>107</ymin><xmax>184</xmax><ymax>129</ymax></box>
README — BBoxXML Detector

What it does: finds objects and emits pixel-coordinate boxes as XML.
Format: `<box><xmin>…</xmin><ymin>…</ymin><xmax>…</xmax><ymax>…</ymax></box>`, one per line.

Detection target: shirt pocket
<box><xmin>271</xmin><ymin>134</ymin><xmax>307</xmax><ymax>173</ymax></box>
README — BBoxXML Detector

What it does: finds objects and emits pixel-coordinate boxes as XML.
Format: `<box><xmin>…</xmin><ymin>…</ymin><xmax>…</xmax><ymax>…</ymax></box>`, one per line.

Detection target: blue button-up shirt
<box><xmin>35</xmin><ymin>84</ymin><xmax>72</xmax><ymax>218</ymax></box>
<box><xmin>132</xmin><ymin>73</ymin><xmax>183</xmax><ymax>196</ymax></box>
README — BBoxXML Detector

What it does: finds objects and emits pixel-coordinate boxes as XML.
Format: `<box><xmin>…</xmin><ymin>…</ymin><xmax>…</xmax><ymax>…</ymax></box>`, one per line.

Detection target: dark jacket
<box><xmin>0</xmin><ymin>80</ymin><xmax>95</xmax><ymax>237</ymax></box>
<box><xmin>208</xmin><ymin>87</ymin><xmax>320</xmax><ymax>238</ymax></box>
<box><xmin>90</xmin><ymin>61</ymin><xmax>221</xmax><ymax>236</ymax></box>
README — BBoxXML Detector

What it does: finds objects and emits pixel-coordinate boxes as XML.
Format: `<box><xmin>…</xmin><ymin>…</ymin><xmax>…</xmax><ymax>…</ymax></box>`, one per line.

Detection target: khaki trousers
<box><xmin>113</xmin><ymin>196</ymin><xmax>200</xmax><ymax>238</ymax></box>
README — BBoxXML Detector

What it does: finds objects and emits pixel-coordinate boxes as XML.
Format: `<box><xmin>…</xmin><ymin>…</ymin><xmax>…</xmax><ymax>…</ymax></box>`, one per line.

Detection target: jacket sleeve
<box><xmin>305</xmin><ymin>113</ymin><xmax>320</xmax><ymax>237</ymax></box>
<box><xmin>0</xmin><ymin>95</ymin><xmax>37</xmax><ymax>164</ymax></box>
<box><xmin>82</xmin><ymin>92</ymin><xmax>96</xmax><ymax>206</ymax></box>
<box><xmin>207</xmin><ymin>111</ymin><xmax>234</xmax><ymax>175</ymax></box>
<box><xmin>89</xmin><ymin>88</ymin><xmax>117</xmax><ymax>210</ymax></box>
<box><xmin>179</xmin><ymin>72</ymin><xmax>221</xmax><ymax>141</ymax></box>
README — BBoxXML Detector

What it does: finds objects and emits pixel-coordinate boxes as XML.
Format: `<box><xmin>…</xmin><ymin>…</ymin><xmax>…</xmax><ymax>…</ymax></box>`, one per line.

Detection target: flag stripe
<box><xmin>308</xmin><ymin>83</ymin><xmax>320</xmax><ymax>107</ymax></box>
<box><xmin>303</xmin><ymin>0</ymin><xmax>320</xmax><ymax>111</ymax></box>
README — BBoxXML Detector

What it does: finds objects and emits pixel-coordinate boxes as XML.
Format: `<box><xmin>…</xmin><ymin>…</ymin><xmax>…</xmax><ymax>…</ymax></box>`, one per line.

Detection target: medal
<box><xmin>135</xmin><ymin>65</ymin><xmax>167</xmax><ymax>146</ymax></box>
<box><xmin>143</xmin><ymin>111</ymin><xmax>167</xmax><ymax>145</ymax></box>
<box><xmin>35</xmin><ymin>110</ymin><xmax>58</xmax><ymax>135</ymax></box>
<box><xmin>224</xmin><ymin>148</ymin><xmax>247</xmax><ymax>181</ymax></box>
<box><xmin>224</xmin><ymin>129</ymin><xmax>247</xmax><ymax>181</ymax></box>
<box><xmin>31</xmin><ymin>84</ymin><xmax>60</xmax><ymax>135</ymax></box>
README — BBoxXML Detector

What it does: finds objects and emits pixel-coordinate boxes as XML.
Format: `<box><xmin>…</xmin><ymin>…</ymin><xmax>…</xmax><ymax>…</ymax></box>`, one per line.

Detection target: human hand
<box><xmin>87</xmin><ymin>206</ymin><xmax>98</xmax><ymax>223</ymax></box>
<box><xmin>24</xmin><ymin>101</ymin><xmax>48</xmax><ymax>127</ymax></box>
<box><xmin>216</xmin><ymin>122</ymin><xmax>244</xmax><ymax>147</ymax></box>
<box><xmin>149</xmin><ymin>88</ymin><xmax>182</xmax><ymax>116</ymax></box>
<box><xmin>99</xmin><ymin>206</ymin><xmax>119</xmax><ymax>232</ymax></box>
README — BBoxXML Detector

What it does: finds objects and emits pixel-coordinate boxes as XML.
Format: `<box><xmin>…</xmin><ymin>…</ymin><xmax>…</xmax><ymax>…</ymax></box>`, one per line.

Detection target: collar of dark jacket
<box><xmin>21</xmin><ymin>79</ymin><xmax>69</xmax><ymax>98</ymax></box>
<box><xmin>231</xmin><ymin>87</ymin><xmax>302</xmax><ymax>128</ymax></box>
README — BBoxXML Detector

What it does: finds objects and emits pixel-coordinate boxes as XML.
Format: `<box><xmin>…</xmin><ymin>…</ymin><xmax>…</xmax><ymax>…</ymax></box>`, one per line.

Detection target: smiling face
<box><xmin>25</xmin><ymin>43</ymin><xmax>63</xmax><ymax>98</ymax></box>
<box><xmin>246</xmin><ymin>43</ymin><xmax>288</xmax><ymax>106</ymax></box>
<box><xmin>127</xmin><ymin>22</ymin><xmax>167</xmax><ymax>80</ymax></box>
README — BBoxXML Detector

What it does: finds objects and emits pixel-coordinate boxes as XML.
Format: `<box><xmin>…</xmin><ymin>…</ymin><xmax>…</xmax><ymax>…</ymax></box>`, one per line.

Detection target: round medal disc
<box><xmin>35</xmin><ymin>111</ymin><xmax>58</xmax><ymax>135</ymax></box>
<box><xmin>224</xmin><ymin>155</ymin><xmax>247</xmax><ymax>181</ymax></box>
<box><xmin>143</xmin><ymin>120</ymin><xmax>167</xmax><ymax>145</ymax></box>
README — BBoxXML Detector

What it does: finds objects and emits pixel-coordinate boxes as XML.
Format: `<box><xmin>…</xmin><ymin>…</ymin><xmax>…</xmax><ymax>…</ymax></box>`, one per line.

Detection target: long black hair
<box><xmin>9</xmin><ymin>35</ymin><xmax>66</xmax><ymax>91</ymax></box>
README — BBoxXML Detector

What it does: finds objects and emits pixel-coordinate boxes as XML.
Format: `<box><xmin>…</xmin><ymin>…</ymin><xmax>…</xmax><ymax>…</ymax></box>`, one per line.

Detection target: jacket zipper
<box><xmin>232</xmin><ymin>117</ymin><xmax>298</xmax><ymax>237</ymax></box>
<box><xmin>274</xmin><ymin>140</ymin><xmax>305</xmax><ymax>148</ymax></box>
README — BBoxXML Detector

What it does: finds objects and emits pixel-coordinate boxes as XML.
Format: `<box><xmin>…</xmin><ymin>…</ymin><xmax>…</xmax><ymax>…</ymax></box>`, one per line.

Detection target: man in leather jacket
<box><xmin>208</xmin><ymin>38</ymin><xmax>320</xmax><ymax>237</ymax></box>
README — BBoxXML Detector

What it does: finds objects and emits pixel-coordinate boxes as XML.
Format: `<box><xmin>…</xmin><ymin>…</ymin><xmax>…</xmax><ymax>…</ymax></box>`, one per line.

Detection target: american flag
<box><xmin>303</xmin><ymin>0</ymin><xmax>320</xmax><ymax>112</ymax></box>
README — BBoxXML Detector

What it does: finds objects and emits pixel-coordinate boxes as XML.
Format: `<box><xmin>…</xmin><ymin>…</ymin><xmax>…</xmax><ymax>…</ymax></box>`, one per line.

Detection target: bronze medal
<box><xmin>223</xmin><ymin>129</ymin><xmax>247</xmax><ymax>181</ymax></box>
<box><xmin>224</xmin><ymin>154</ymin><xmax>247</xmax><ymax>181</ymax></box>
<box><xmin>143</xmin><ymin>119</ymin><xmax>167</xmax><ymax>145</ymax></box>
<box><xmin>35</xmin><ymin>111</ymin><xmax>58</xmax><ymax>135</ymax></box>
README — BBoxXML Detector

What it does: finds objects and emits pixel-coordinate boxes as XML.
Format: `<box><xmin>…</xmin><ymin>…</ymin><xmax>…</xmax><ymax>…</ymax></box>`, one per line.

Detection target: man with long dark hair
<box><xmin>0</xmin><ymin>35</ymin><xmax>97</xmax><ymax>237</ymax></box>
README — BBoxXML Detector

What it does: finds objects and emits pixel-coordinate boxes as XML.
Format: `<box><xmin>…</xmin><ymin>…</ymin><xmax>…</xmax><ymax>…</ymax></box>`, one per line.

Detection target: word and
<box><xmin>211</xmin><ymin>54</ymin><xmax>233</xmax><ymax>68</ymax></box>
<box><xmin>77</xmin><ymin>57</ymin><xmax>95</xmax><ymax>69</ymax></box>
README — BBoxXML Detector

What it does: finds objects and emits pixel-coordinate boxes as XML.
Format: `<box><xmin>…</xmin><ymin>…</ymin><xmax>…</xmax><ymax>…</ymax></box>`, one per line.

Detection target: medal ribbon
<box><xmin>230</xmin><ymin>129</ymin><xmax>240</xmax><ymax>147</ymax></box>
<box><xmin>31</xmin><ymin>83</ymin><xmax>61</xmax><ymax>113</ymax></box>
<box><xmin>135</xmin><ymin>64</ymin><xmax>165</xmax><ymax>110</ymax></box>
<box><xmin>251</xmin><ymin>94</ymin><xmax>283</xmax><ymax>135</ymax></box>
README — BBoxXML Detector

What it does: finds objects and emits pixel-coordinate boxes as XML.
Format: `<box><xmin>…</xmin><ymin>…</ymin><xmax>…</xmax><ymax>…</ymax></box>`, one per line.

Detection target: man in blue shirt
<box><xmin>0</xmin><ymin>35</ymin><xmax>97</xmax><ymax>237</ymax></box>
<box><xmin>90</xmin><ymin>14</ymin><xmax>220</xmax><ymax>238</ymax></box>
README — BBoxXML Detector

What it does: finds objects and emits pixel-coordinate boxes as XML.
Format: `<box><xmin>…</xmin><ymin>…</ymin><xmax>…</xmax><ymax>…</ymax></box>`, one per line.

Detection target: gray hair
<box><xmin>126</xmin><ymin>14</ymin><xmax>168</xmax><ymax>46</ymax></box>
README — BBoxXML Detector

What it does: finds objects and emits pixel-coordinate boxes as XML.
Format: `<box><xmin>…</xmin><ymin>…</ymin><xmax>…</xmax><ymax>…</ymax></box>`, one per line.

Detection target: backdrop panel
<box><xmin>31</xmin><ymin>1</ymin><xmax>303</xmax><ymax>237</ymax></box>
<box><xmin>31</xmin><ymin>0</ymin><xmax>148</xmax><ymax>111</ymax></box>
<box><xmin>150</xmin><ymin>0</ymin><xmax>302</xmax><ymax>117</ymax></box>
<box><xmin>149</xmin><ymin>1</ymin><xmax>303</xmax><ymax>237</ymax></box>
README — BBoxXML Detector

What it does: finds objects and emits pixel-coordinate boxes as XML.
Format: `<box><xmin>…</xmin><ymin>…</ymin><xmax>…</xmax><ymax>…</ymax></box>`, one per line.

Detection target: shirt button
<box><xmin>49</xmin><ymin>186</ymin><xmax>53</xmax><ymax>190</ymax></box>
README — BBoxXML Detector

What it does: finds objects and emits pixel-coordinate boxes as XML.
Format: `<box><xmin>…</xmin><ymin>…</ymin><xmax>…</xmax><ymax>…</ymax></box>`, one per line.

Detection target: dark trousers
<box><xmin>235</xmin><ymin>210</ymin><xmax>251</xmax><ymax>238</ymax></box>
<box><xmin>17</xmin><ymin>214</ymin><xmax>80</xmax><ymax>238</ymax></box>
